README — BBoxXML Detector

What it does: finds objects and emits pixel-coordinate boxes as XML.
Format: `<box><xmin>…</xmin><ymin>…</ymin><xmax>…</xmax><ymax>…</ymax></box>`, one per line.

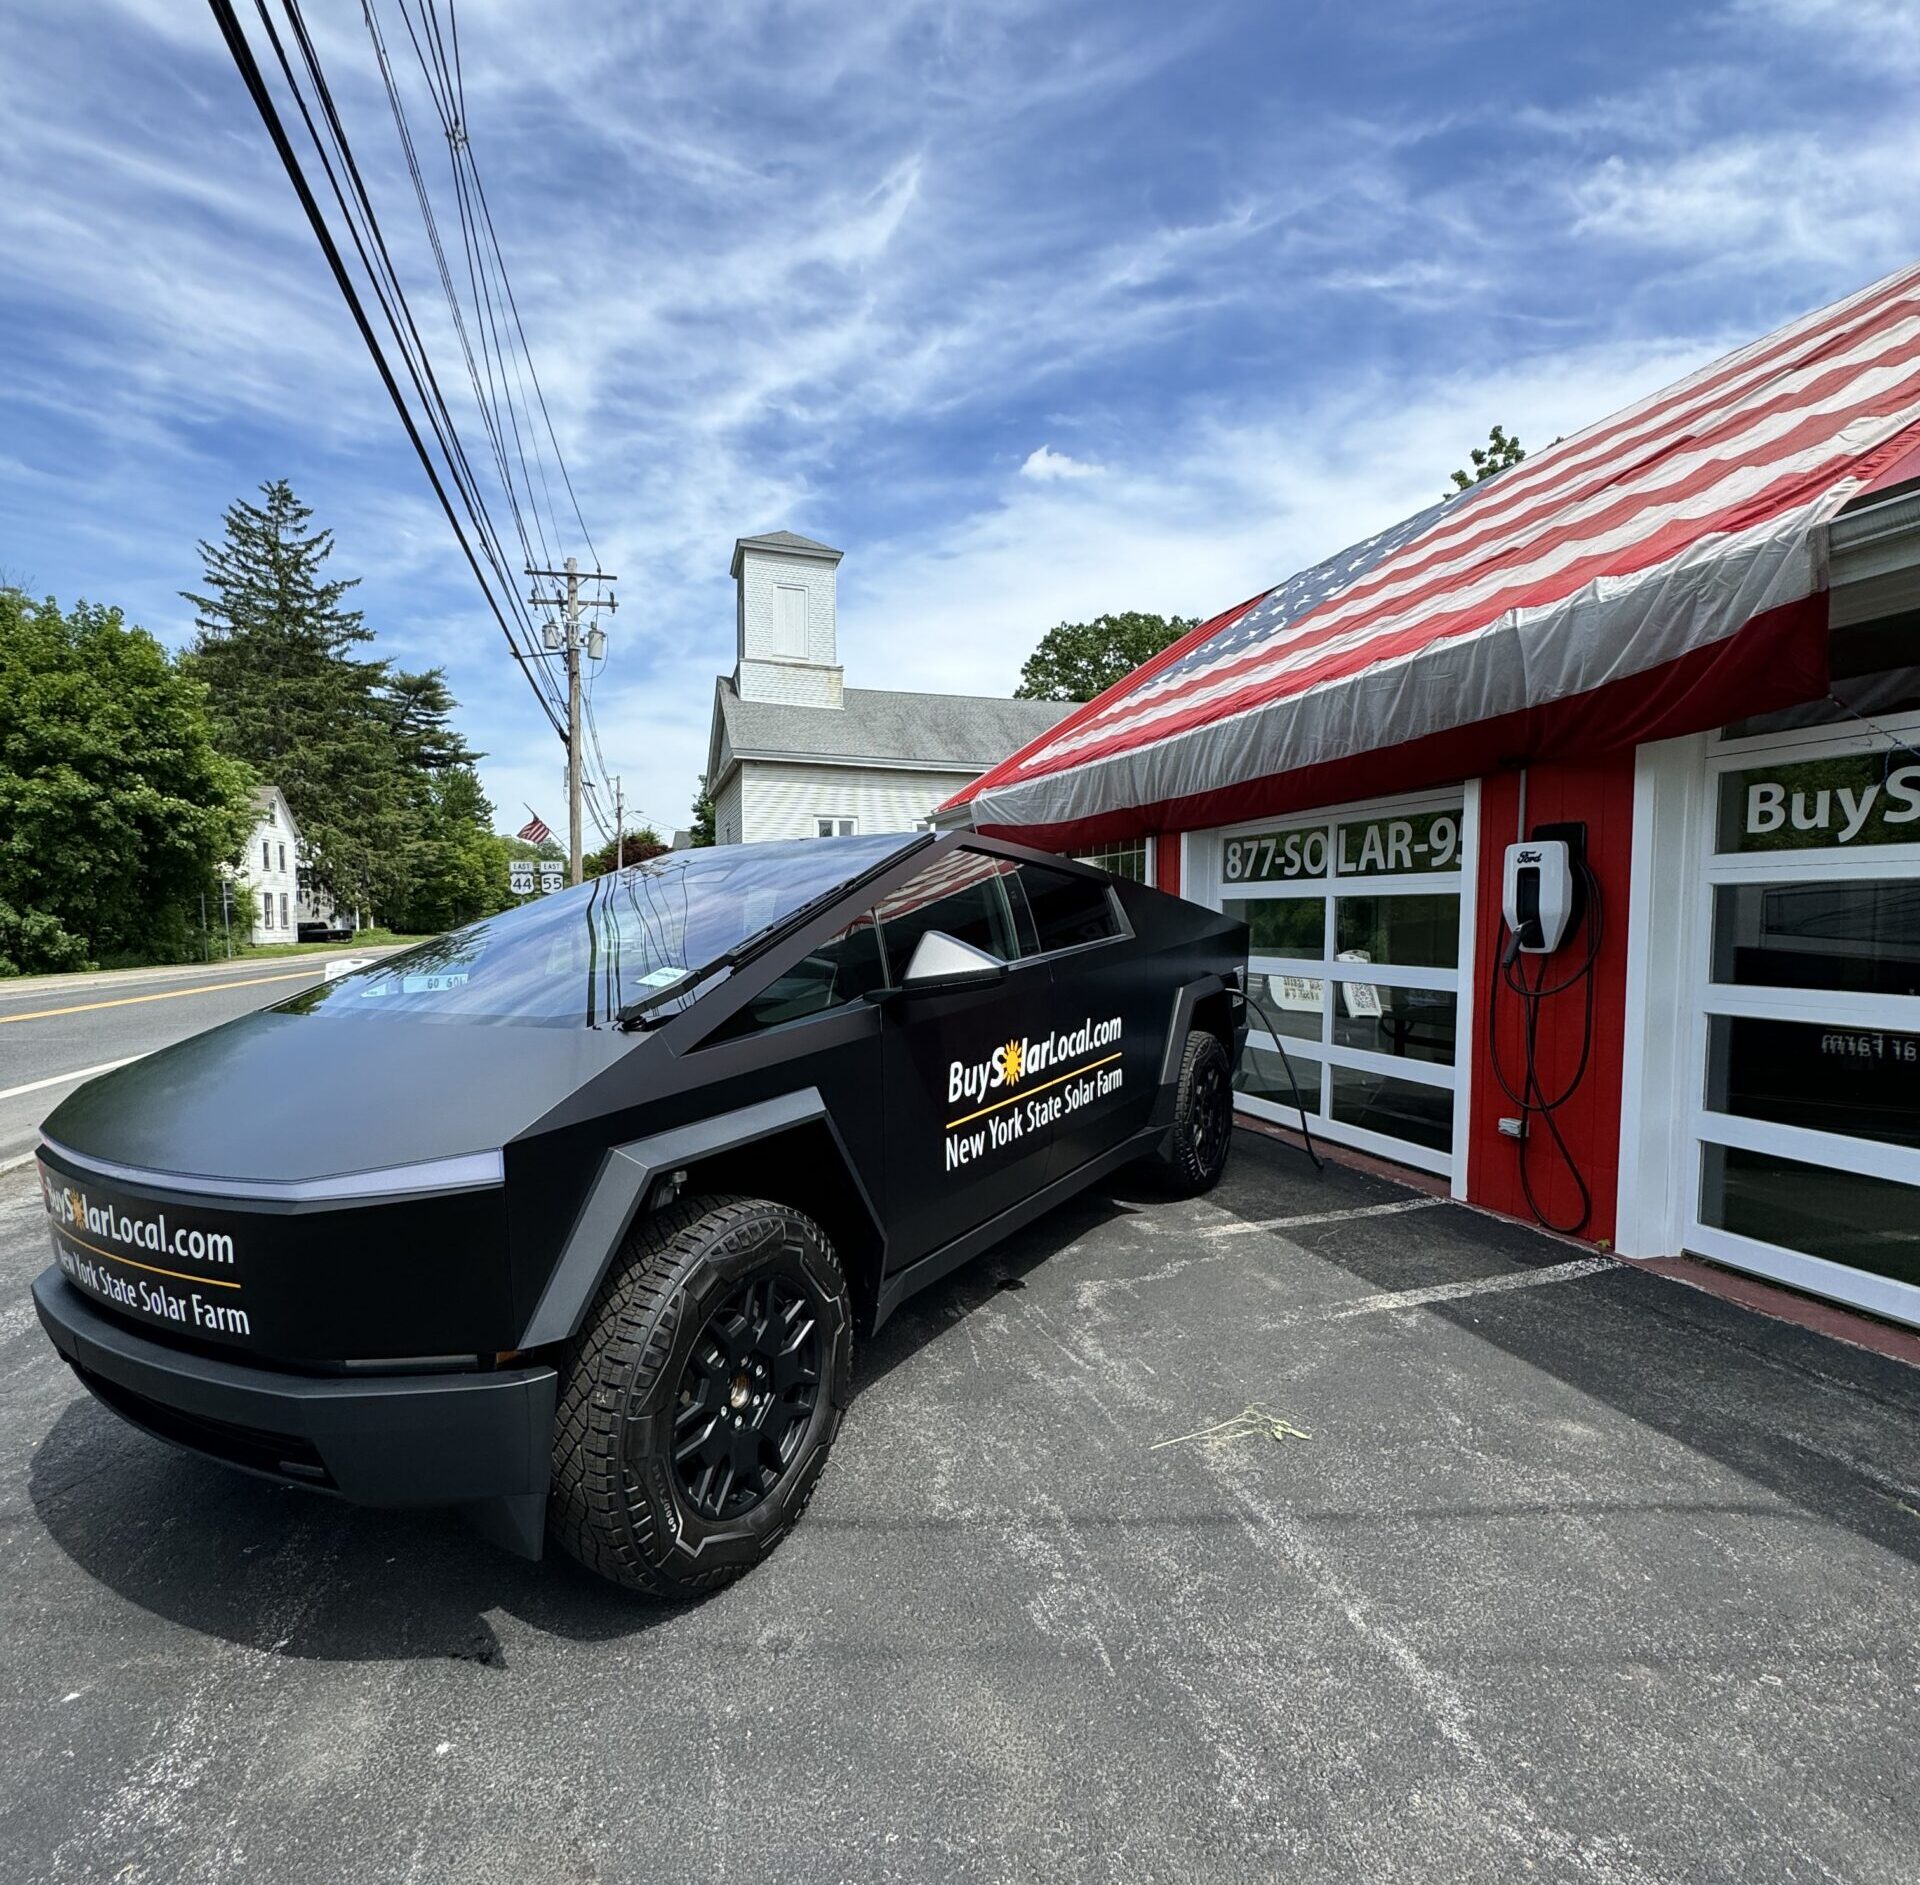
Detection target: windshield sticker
<box><xmin>943</xmin><ymin>1015</ymin><xmax>1123</xmax><ymax>1171</ymax></box>
<box><xmin>637</xmin><ymin>965</ymin><xmax>690</xmax><ymax>988</ymax></box>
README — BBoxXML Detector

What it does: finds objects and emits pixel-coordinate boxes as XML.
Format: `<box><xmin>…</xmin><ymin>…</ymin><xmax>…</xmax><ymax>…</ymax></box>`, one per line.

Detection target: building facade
<box><xmin>237</xmin><ymin>784</ymin><xmax>301</xmax><ymax>945</ymax></box>
<box><xmin>944</xmin><ymin>264</ymin><xmax>1920</xmax><ymax>1332</ymax></box>
<box><xmin>706</xmin><ymin>531</ymin><xmax>1070</xmax><ymax>845</ymax></box>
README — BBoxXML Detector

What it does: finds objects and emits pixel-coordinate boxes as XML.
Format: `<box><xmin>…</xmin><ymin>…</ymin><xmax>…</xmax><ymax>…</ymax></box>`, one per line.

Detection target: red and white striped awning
<box><xmin>947</xmin><ymin>263</ymin><xmax>1920</xmax><ymax>849</ymax></box>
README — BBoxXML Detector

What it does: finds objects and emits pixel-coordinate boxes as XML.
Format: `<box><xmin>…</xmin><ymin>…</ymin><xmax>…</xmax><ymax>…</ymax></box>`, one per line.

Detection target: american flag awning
<box><xmin>947</xmin><ymin>263</ymin><xmax>1920</xmax><ymax>849</ymax></box>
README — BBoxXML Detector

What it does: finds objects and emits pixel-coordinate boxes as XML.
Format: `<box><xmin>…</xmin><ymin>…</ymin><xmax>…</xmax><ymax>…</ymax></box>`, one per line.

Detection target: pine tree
<box><xmin>182</xmin><ymin>480</ymin><xmax>408</xmax><ymax>914</ymax></box>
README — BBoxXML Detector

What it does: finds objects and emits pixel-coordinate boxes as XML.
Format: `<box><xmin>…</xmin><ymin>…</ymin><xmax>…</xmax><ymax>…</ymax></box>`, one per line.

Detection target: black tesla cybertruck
<box><xmin>33</xmin><ymin>831</ymin><xmax>1246</xmax><ymax>1597</ymax></box>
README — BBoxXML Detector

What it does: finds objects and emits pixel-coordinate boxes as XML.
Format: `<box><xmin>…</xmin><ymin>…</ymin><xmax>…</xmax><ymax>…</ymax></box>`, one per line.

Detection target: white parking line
<box><xmin>1296</xmin><ymin>1256</ymin><xmax>1617</xmax><ymax>1323</ymax></box>
<box><xmin>1200</xmin><ymin>1197</ymin><xmax>1446</xmax><ymax>1237</ymax></box>
<box><xmin>0</xmin><ymin>1055</ymin><xmax>144</xmax><ymax>1104</ymax></box>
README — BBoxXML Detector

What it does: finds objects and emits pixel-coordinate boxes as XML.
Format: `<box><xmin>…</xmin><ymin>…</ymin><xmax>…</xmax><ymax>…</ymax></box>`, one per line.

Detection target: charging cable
<box><xmin>1486</xmin><ymin>860</ymin><xmax>1603</xmax><ymax>1235</ymax></box>
<box><xmin>1238</xmin><ymin>982</ymin><xmax>1326</xmax><ymax>1173</ymax></box>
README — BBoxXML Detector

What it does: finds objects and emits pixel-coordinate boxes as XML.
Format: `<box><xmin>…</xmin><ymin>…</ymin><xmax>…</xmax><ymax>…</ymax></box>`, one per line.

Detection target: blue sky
<box><xmin>3</xmin><ymin>0</ymin><xmax>1917</xmax><ymax>840</ymax></box>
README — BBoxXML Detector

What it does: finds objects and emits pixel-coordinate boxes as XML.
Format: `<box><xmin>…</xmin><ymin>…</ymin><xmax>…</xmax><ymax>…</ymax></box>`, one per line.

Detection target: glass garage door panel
<box><xmin>1239</xmin><ymin>1039</ymin><xmax>1322</xmax><ymax>1111</ymax></box>
<box><xmin>1335</xmin><ymin>895</ymin><xmax>1460</xmax><ymax>968</ymax></box>
<box><xmin>1226</xmin><ymin>897</ymin><xmax>1326</xmax><ymax>957</ymax></box>
<box><xmin>1248</xmin><ymin>973</ymin><xmax>1324</xmax><ymax>1042</ymax></box>
<box><xmin>1705</xmin><ymin>1015</ymin><xmax>1920</xmax><ymax>1149</ymax></box>
<box><xmin>1333</xmin><ymin>987</ymin><xmax>1458</xmax><ymax>1065</ymax></box>
<box><xmin>1700</xmin><ymin>1144</ymin><xmax>1920</xmax><ymax>1288</ymax></box>
<box><xmin>1711</xmin><ymin>879</ymin><xmax>1920</xmax><ymax>997</ymax></box>
<box><xmin>1330</xmin><ymin>1065</ymin><xmax>1452</xmax><ymax>1153</ymax></box>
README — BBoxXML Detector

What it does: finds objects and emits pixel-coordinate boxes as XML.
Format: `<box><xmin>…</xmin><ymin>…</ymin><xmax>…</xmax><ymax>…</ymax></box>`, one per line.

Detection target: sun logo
<box><xmin>996</xmin><ymin>1038</ymin><xmax>1025</xmax><ymax>1085</ymax></box>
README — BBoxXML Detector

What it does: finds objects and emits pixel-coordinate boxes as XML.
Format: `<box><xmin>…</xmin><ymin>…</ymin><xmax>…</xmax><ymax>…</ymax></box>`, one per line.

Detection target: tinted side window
<box><xmin>1016</xmin><ymin>863</ymin><xmax>1121</xmax><ymax>954</ymax></box>
<box><xmin>712</xmin><ymin>916</ymin><xmax>888</xmax><ymax>1039</ymax></box>
<box><xmin>873</xmin><ymin>851</ymin><xmax>1020</xmax><ymax>982</ymax></box>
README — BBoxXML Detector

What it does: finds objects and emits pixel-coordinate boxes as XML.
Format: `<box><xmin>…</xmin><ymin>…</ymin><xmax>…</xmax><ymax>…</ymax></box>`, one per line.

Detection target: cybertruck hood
<box><xmin>42</xmin><ymin>1008</ymin><xmax>635</xmax><ymax>1187</ymax></box>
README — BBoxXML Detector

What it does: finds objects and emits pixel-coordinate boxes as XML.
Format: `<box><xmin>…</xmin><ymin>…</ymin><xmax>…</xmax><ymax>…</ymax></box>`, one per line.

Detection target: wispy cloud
<box><xmin>2</xmin><ymin>0</ymin><xmax>1917</xmax><ymax>840</ymax></box>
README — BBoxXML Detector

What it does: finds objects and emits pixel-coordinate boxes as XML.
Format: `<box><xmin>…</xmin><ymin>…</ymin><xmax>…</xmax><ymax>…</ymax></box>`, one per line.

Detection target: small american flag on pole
<box><xmin>516</xmin><ymin>809</ymin><xmax>553</xmax><ymax>844</ymax></box>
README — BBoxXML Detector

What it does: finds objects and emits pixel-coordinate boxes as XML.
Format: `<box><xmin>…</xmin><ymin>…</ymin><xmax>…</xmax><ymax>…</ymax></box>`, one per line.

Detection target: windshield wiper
<box><xmin>613</xmin><ymin>831</ymin><xmax>935</xmax><ymax>1030</ymax></box>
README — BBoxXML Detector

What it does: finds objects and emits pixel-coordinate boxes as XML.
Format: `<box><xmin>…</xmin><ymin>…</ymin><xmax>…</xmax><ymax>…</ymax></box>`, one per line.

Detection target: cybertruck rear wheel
<box><xmin>1158</xmin><ymin>1030</ymin><xmax>1235</xmax><ymax>1195</ymax></box>
<box><xmin>549</xmin><ymin>1195</ymin><xmax>852</xmax><ymax>1599</ymax></box>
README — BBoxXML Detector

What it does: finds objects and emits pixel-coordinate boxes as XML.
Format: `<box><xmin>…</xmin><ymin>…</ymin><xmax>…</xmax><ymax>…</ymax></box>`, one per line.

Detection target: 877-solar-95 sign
<box><xmin>1222</xmin><ymin>808</ymin><xmax>1462</xmax><ymax>884</ymax></box>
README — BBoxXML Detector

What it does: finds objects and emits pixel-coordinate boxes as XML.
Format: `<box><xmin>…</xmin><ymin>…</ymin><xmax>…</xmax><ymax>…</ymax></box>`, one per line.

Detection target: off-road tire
<box><xmin>1158</xmin><ymin>1030</ymin><xmax>1235</xmax><ymax>1195</ymax></box>
<box><xmin>549</xmin><ymin>1194</ymin><xmax>852</xmax><ymax>1599</ymax></box>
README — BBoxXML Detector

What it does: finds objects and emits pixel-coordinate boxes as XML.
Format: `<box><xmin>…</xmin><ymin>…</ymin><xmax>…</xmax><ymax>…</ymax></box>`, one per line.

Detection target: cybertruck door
<box><xmin>1000</xmin><ymin>860</ymin><xmax>1158</xmax><ymax>1185</ymax></box>
<box><xmin>870</xmin><ymin>850</ymin><xmax>1058</xmax><ymax>1272</ymax></box>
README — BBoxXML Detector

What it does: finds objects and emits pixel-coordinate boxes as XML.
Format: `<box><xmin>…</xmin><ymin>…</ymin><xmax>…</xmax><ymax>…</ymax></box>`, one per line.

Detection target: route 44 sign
<box><xmin>509</xmin><ymin>863</ymin><xmax>535</xmax><ymax>896</ymax></box>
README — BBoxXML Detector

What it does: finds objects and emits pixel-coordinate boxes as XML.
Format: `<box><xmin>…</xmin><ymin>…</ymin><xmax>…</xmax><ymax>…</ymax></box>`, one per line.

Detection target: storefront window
<box><xmin>1214</xmin><ymin>795</ymin><xmax>1469</xmax><ymax>1178</ymax></box>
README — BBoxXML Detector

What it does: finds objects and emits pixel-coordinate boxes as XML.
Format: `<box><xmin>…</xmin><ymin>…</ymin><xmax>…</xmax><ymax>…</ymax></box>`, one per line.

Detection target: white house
<box><xmin>237</xmin><ymin>784</ymin><xmax>300</xmax><ymax>944</ymax></box>
<box><xmin>705</xmin><ymin>531</ymin><xmax>1071</xmax><ymax>845</ymax></box>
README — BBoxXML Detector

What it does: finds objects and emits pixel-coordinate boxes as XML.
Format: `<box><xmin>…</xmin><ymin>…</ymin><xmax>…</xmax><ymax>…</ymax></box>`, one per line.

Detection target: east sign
<box><xmin>1717</xmin><ymin>753</ymin><xmax>1920</xmax><ymax>854</ymax></box>
<box><xmin>1223</xmin><ymin>807</ymin><xmax>1463</xmax><ymax>885</ymax></box>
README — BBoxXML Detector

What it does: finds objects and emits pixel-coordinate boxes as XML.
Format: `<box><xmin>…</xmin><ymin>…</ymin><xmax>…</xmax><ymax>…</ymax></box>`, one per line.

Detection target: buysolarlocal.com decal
<box><xmin>39</xmin><ymin>1169</ymin><xmax>251</xmax><ymax>1337</ymax></box>
<box><xmin>944</xmin><ymin>1015</ymin><xmax>1124</xmax><ymax>1169</ymax></box>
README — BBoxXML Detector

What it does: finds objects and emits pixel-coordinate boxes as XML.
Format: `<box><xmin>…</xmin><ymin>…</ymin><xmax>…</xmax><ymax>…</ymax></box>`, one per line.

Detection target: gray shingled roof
<box><xmin>712</xmin><ymin>679</ymin><xmax>1071</xmax><ymax>779</ymax></box>
<box><xmin>729</xmin><ymin>530</ymin><xmax>843</xmax><ymax>577</ymax></box>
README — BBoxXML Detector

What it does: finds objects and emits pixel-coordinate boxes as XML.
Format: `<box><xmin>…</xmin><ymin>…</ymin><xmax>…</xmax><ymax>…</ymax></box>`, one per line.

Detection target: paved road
<box><xmin>0</xmin><ymin>953</ymin><xmax>396</xmax><ymax>1168</ymax></box>
<box><xmin>4</xmin><ymin>1131</ymin><xmax>1917</xmax><ymax>1883</ymax></box>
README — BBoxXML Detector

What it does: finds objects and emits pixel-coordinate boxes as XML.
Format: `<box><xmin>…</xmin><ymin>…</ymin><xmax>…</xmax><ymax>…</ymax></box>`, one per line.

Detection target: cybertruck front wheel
<box><xmin>549</xmin><ymin>1195</ymin><xmax>852</xmax><ymax>1598</ymax></box>
<box><xmin>1157</xmin><ymin>1030</ymin><xmax>1235</xmax><ymax>1195</ymax></box>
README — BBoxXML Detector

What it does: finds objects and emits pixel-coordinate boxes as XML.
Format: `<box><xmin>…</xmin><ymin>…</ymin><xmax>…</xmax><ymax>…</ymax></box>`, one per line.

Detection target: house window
<box><xmin>773</xmin><ymin>584</ymin><xmax>809</xmax><ymax>658</ymax></box>
<box><xmin>262</xmin><ymin>839</ymin><xmax>271</xmax><ymax>870</ymax></box>
<box><xmin>815</xmin><ymin>817</ymin><xmax>857</xmax><ymax>838</ymax></box>
<box><xmin>261</xmin><ymin>896</ymin><xmax>271</xmax><ymax>930</ymax></box>
<box><xmin>280</xmin><ymin>892</ymin><xmax>289</xmax><ymax>929</ymax></box>
<box><xmin>278</xmin><ymin>843</ymin><xmax>286</xmax><ymax>874</ymax></box>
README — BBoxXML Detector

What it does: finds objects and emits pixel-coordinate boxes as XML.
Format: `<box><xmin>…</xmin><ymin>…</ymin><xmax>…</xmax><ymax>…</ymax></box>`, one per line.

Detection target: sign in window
<box><xmin>1716</xmin><ymin>753</ymin><xmax>1920</xmax><ymax>854</ymax></box>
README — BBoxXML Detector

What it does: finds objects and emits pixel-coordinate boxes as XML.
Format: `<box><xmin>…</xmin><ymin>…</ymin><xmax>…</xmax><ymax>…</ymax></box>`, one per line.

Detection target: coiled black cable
<box><xmin>1485</xmin><ymin>860</ymin><xmax>1604</xmax><ymax>1235</ymax></box>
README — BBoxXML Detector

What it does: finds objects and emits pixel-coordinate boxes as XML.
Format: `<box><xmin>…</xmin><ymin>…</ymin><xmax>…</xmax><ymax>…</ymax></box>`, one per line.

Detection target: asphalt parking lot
<box><xmin>3</xmin><ymin>1130</ymin><xmax>1918</xmax><ymax>1884</ymax></box>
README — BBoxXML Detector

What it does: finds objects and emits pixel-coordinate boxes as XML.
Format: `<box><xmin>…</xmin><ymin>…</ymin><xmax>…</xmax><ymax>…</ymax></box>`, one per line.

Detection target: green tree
<box><xmin>1449</xmin><ymin>424</ymin><xmax>1526</xmax><ymax>493</ymax></box>
<box><xmin>382</xmin><ymin>666</ymin><xmax>478</xmax><ymax>772</ymax></box>
<box><xmin>0</xmin><ymin>590</ymin><xmax>255</xmax><ymax>972</ymax></box>
<box><xmin>1014</xmin><ymin>611</ymin><xmax>1198</xmax><ymax>703</ymax></box>
<box><xmin>181</xmin><ymin>479</ymin><xmax>412</xmax><ymax>916</ymax></box>
<box><xmin>581</xmin><ymin>825</ymin><xmax>667</xmax><ymax>878</ymax></box>
<box><xmin>384</xmin><ymin>766</ymin><xmax>512</xmax><ymax>933</ymax></box>
<box><xmin>688</xmin><ymin>775</ymin><xmax>716</xmax><ymax>847</ymax></box>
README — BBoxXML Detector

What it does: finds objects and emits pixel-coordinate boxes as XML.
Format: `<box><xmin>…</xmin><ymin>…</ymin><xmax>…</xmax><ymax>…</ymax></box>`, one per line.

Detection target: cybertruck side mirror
<box><xmin>881</xmin><ymin>930</ymin><xmax>1007</xmax><ymax>1000</ymax></box>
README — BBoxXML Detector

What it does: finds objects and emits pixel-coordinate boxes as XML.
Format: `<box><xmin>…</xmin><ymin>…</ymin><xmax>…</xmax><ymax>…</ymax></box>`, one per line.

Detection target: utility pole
<box><xmin>614</xmin><ymin>777</ymin><xmax>625</xmax><ymax>873</ymax></box>
<box><xmin>526</xmin><ymin>557</ymin><xmax>617</xmax><ymax>885</ymax></box>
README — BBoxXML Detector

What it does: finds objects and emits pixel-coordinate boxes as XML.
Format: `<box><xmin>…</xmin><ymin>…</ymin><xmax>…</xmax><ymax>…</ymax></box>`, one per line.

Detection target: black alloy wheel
<box><xmin>549</xmin><ymin>1194</ymin><xmax>852</xmax><ymax>1599</ymax></box>
<box><xmin>673</xmin><ymin>1272</ymin><xmax>822</xmax><ymax>1521</ymax></box>
<box><xmin>1160</xmin><ymin>1030</ymin><xmax>1235</xmax><ymax>1194</ymax></box>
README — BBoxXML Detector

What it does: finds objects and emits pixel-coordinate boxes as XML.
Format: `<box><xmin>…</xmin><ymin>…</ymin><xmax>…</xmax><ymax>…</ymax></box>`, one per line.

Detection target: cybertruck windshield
<box><xmin>280</xmin><ymin>834</ymin><xmax>918</xmax><ymax>1027</ymax></box>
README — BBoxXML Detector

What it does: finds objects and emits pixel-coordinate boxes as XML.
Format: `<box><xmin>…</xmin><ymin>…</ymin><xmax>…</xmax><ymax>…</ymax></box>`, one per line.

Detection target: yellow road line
<box><xmin>51</xmin><ymin>1224</ymin><xmax>243</xmax><ymax>1290</ymax></box>
<box><xmin>945</xmin><ymin>1051</ymin><xmax>1123</xmax><ymax>1130</ymax></box>
<box><xmin>0</xmin><ymin>968</ymin><xmax>318</xmax><ymax>1025</ymax></box>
